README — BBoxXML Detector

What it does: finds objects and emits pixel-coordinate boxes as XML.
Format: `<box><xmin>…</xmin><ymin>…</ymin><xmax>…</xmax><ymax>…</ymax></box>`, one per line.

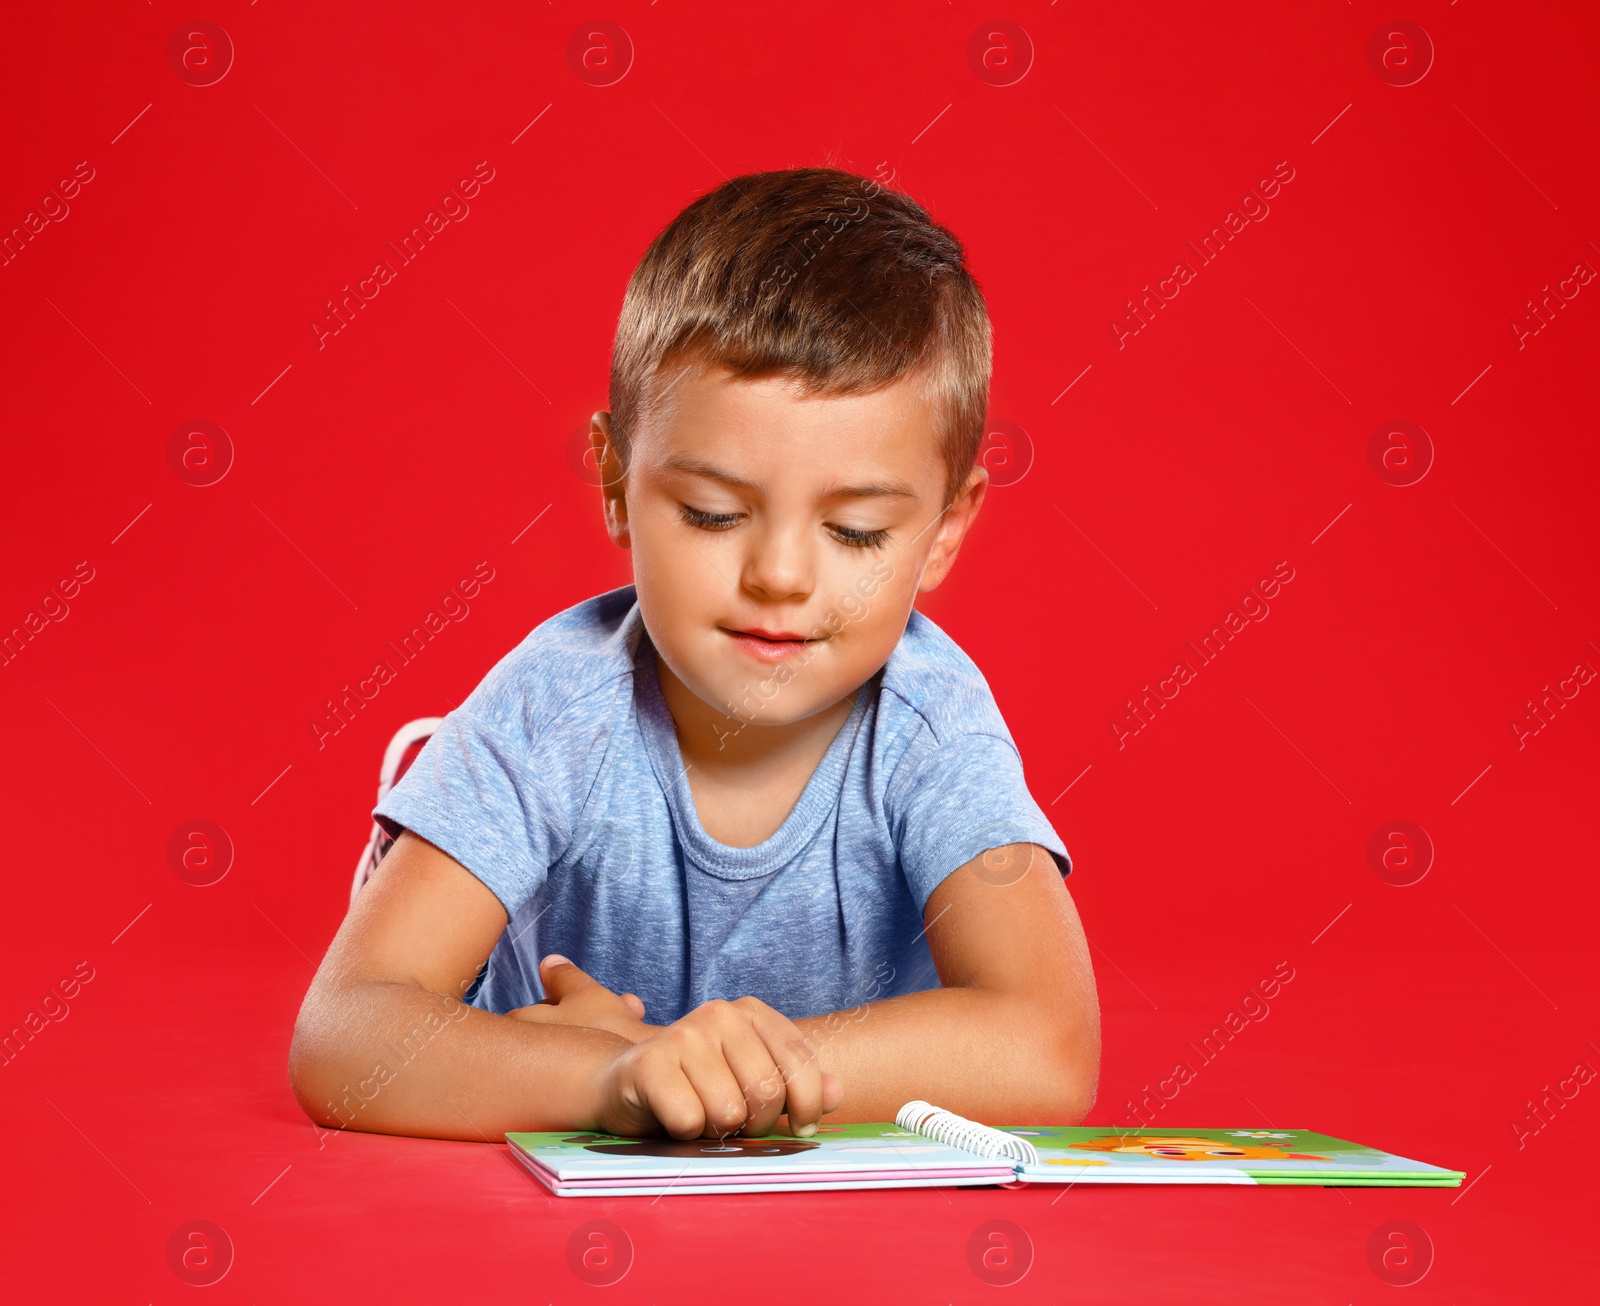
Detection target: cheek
<box><xmin>629</xmin><ymin>534</ymin><xmax>715</xmax><ymax>668</ymax></box>
<box><xmin>819</xmin><ymin>555</ymin><xmax>914</xmax><ymax>643</ymax></box>
<box><xmin>631</xmin><ymin>509</ymin><xmax>718</xmax><ymax>599</ymax></box>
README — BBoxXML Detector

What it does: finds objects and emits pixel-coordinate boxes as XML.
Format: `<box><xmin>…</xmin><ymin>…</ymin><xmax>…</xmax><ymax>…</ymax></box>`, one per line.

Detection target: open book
<box><xmin>506</xmin><ymin>1101</ymin><xmax>1464</xmax><ymax>1197</ymax></box>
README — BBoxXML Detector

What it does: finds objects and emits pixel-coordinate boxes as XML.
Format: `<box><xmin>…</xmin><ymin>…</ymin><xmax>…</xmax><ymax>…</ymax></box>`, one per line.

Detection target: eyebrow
<box><xmin>661</xmin><ymin>453</ymin><xmax>919</xmax><ymax>500</ymax></box>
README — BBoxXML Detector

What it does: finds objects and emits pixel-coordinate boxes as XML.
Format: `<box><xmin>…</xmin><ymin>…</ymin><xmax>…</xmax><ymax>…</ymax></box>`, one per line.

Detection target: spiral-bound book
<box><xmin>505</xmin><ymin>1102</ymin><xmax>1463</xmax><ymax>1196</ymax></box>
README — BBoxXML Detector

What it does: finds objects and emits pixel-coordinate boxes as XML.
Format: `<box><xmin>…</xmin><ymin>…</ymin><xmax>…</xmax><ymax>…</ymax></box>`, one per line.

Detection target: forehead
<box><xmin>638</xmin><ymin>365</ymin><xmax>943</xmax><ymax>491</ymax></box>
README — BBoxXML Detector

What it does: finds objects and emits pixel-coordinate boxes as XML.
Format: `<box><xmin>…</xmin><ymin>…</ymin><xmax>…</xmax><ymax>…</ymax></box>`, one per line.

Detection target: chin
<box><xmin>743</xmin><ymin>679</ymin><xmax>864</xmax><ymax>727</ymax></box>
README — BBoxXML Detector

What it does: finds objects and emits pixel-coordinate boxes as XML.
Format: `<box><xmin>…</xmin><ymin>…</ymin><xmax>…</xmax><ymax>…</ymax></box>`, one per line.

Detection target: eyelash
<box><xmin>829</xmin><ymin>524</ymin><xmax>891</xmax><ymax>551</ymax></box>
<box><xmin>679</xmin><ymin>505</ymin><xmax>740</xmax><ymax>531</ymax></box>
<box><xmin>677</xmin><ymin>505</ymin><xmax>891</xmax><ymax>551</ymax></box>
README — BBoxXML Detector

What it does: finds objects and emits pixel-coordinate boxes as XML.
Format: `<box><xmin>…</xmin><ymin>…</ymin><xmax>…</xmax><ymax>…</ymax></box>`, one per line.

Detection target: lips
<box><xmin>733</xmin><ymin>627</ymin><xmax>811</xmax><ymax>642</ymax></box>
<box><xmin>722</xmin><ymin>626</ymin><xmax>819</xmax><ymax>663</ymax></box>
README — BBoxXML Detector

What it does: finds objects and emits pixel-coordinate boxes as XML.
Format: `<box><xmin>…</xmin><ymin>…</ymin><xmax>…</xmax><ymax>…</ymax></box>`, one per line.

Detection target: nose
<box><xmin>740</xmin><ymin>516</ymin><xmax>814</xmax><ymax>606</ymax></box>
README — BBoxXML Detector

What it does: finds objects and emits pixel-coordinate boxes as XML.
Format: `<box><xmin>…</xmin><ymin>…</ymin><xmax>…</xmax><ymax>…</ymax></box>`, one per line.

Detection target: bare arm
<box><xmin>289</xmin><ymin>832</ymin><xmax>630</xmax><ymax>1140</ymax></box>
<box><xmin>289</xmin><ymin>831</ymin><xmax>838</xmax><ymax>1141</ymax></box>
<box><xmin>792</xmin><ymin>843</ymin><xmax>1099</xmax><ymax>1124</ymax></box>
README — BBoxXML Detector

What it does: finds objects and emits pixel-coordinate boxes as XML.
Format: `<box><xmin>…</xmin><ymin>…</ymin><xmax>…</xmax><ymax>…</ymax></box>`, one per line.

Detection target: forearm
<box><xmin>289</xmin><ymin>979</ymin><xmax>628</xmax><ymax>1140</ymax></box>
<box><xmin>795</xmin><ymin>985</ymin><xmax>1098</xmax><ymax>1125</ymax></box>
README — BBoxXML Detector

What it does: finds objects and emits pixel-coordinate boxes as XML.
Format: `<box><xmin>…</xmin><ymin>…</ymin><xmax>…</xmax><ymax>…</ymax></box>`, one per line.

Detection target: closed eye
<box><xmin>680</xmin><ymin>504</ymin><xmax>742</xmax><ymax>531</ymax></box>
<box><xmin>828</xmin><ymin>524</ymin><xmax>890</xmax><ymax>550</ymax></box>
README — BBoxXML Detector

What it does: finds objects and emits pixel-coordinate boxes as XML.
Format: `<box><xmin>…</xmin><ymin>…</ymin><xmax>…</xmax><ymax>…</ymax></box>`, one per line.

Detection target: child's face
<box><xmin>594</xmin><ymin>365</ymin><xmax>986</xmax><ymax>727</ymax></box>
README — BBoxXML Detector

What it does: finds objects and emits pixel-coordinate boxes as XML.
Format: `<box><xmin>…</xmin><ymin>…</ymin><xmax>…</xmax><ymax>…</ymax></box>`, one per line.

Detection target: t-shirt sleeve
<box><xmin>373</xmin><ymin>709</ymin><xmax>563</xmax><ymax>918</ymax></box>
<box><xmin>887</xmin><ymin>727</ymin><xmax>1072</xmax><ymax>913</ymax></box>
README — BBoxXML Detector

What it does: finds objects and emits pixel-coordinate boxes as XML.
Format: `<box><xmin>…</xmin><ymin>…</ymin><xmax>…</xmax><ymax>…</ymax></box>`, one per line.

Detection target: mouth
<box><xmin>721</xmin><ymin>626</ymin><xmax>822</xmax><ymax>663</ymax></box>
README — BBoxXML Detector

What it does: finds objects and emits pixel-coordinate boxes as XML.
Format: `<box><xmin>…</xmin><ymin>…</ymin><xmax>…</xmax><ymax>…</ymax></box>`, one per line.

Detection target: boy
<box><xmin>290</xmin><ymin>167</ymin><xmax>1100</xmax><ymax>1142</ymax></box>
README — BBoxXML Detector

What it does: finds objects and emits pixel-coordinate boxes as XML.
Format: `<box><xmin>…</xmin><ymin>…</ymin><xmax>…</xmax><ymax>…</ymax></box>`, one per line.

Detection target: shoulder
<box><xmin>876</xmin><ymin>608</ymin><xmax>1013</xmax><ymax>748</ymax></box>
<box><xmin>871</xmin><ymin>613</ymin><xmax>1071</xmax><ymax>893</ymax></box>
<box><xmin>457</xmin><ymin>584</ymin><xmax>642</xmax><ymax>747</ymax></box>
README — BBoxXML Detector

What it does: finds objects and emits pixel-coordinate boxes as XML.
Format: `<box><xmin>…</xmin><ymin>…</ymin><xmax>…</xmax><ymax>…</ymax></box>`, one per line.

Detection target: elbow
<box><xmin>287</xmin><ymin>1037</ymin><xmax>327</xmax><ymax>1127</ymax></box>
<box><xmin>1055</xmin><ymin>1070</ymin><xmax>1098</xmax><ymax>1125</ymax></box>
<box><xmin>287</xmin><ymin>1031</ymin><xmax>327</xmax><ymax>1127</ymax></box>
<box><xmin>287</xmin><ymin>991</ymin><xmax>347</xmax><ymax>1130</ymax></box>
<box><xmin>1039</xmin><ymin>1010</ymin><xmax>1101</xmax><ymax>1124</ymax></box>
<box><xmin>1041</xmin><ymin>1057</ymin><xmax>1098</xmax><ymax>1125</ymax></box>
<box><xmin>988</xmin><ymin>989</ymin><xmax>1102</xmax><ymax>1123</ymax></box>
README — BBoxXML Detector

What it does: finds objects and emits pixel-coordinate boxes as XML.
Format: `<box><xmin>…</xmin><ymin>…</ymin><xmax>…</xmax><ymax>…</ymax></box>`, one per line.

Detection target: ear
<box><xmin>916</xmin><ymin>465</ymin><xmax>988</xmax><ymax>594</ymax></box>
<box><xmin>590</xmin><ymin>412</ymin><xmax>630</xmax><ymax>549</ymax></box>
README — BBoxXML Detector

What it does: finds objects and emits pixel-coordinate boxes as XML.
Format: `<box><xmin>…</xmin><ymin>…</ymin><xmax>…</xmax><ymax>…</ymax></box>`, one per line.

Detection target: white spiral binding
<box><xmin>896</xmin><ymin>1100</ymin><xmax>1040</xmax><ymax>1166</ymax></box>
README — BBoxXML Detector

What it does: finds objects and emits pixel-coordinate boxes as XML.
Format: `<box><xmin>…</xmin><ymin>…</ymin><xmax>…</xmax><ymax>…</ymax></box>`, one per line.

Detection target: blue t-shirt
<box><xmin>374</xmin><ymin>585</ymin><xmax>1070</xmax><ymax>1024</ymax></box>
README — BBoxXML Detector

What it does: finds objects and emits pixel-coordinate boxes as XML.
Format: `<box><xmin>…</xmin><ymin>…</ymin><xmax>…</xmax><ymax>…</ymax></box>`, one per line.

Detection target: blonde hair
<box><xmin>608</xmin><ymin>167</ymin><xmax>992</xmax><ymax>504</ymax></box>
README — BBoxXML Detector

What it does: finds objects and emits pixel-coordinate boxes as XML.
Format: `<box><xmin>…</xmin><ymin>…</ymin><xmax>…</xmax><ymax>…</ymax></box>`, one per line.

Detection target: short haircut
<box><xmin>608</xmin><ymin>167</ymin><xmax>992</xmax><ymax>505</ymax></box>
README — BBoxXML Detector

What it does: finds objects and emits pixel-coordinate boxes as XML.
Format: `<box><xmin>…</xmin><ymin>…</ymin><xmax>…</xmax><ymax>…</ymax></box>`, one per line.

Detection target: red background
<box><xmin>2</xmin><ymin>1</ymin><xmax>1595</xmax><ymax>1301</ymax></box>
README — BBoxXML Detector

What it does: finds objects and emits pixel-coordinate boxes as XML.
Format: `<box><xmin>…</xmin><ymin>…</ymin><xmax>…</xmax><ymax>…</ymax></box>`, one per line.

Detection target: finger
<box><xmin>635</xmin><ymin>1055</ymin><xmax>706</xmax><ymax>1141</ymax></box>
<box><xmin>538</xmin><ymin>954</ymin><xmax>603</xmax><ymax>1001</ymax></box>
<box><xmin>718</xmin><ymin>1027</ymin><xmax>787</xmax><ymax>1137</ymax></box>
<box><xmin>620</xmin><ymin>992</ymin><xmax>646</xmax><ymax>1019</ymax></box>
<box><xmin>676</xmin><ymin>1034</ymin><xmax>752</xmax><ymax>1138</ymax></box>
<box><xmin>742</xmin><ymin>999</ymin><xmax>826</xmax><ymax>1134</ymax></box>
<box><xmin>821</xmin><ymin>1071</ymin><xmax>845</xmax><ymax>1114</ymax></box>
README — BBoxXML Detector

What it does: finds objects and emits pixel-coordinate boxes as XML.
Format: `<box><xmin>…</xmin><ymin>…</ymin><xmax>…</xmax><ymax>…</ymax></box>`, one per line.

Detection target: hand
<box><xmin>507</xmin><ymin>955</ymin><xmax>656</xmax><ymax>1044</ymax></box>
<box><xmin>593</xmin><ymin>995</ymin><xmax>845</xmax><ymax>1140</ymax></box>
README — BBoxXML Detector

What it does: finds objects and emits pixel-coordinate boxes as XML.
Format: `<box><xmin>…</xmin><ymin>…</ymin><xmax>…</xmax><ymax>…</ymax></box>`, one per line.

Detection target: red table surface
<box><xmin>2</xmin><ymin>1</ymin><xmax>1595</xmax><ymax>1301</ymax></box>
